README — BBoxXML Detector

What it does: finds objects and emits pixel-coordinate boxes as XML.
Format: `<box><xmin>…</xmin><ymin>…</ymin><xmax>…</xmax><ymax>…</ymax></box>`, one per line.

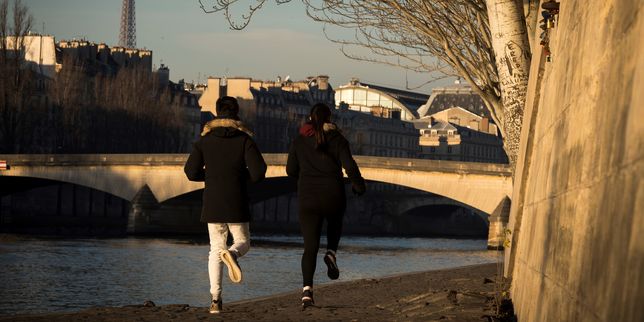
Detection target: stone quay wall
<box><xmin>506</xmin><ymin>0</ymin><xmax>643</xmax><ymax>321</ymax></box>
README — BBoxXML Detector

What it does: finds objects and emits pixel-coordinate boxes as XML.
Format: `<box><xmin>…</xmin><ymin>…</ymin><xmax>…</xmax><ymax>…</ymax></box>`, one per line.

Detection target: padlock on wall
<box><xmin>542</xmin><ymin>1</ymin><xmax>560</xmax><ymax>13</ymax></box>
<box><xmin>541</xmin><ymin>1</ymin><xmax>560</xmax><ymax>29</ymax></box>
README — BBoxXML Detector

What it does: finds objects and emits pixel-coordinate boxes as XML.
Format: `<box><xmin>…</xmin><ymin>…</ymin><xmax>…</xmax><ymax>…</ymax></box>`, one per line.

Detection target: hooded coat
<box><xmin>184</xmin><ymin>118</ymin><xmax>267</xmax><ymax>223</ymax></box>
<box><xmin>286</xmin><ymin>123</ymin><xmax>365</xmax><ymax>214</ymax></box>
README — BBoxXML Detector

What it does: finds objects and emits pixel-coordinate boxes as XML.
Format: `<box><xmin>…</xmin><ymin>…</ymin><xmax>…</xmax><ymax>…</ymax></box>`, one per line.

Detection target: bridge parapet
<box><xmin>2</xmin><ymin>154</ymin><xmax>512</xmax><ymax>176</ymax></box>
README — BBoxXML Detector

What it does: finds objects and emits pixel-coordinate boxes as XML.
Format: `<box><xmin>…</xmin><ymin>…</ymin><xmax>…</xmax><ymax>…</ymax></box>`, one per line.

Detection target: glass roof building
<box><xmin>334</xmin><ymin>79</ymin><xmax>429</xmax><ymax>121</ymax></box>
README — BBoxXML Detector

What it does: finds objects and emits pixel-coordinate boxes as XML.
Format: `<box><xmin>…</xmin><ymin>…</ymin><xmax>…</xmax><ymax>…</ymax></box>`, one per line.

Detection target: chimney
<box><xmin>481</xmin><ymin>117</ymin><xmax>490</xmax><ymax>133</ymax></box>
<box><xmin>317</xmin><ymin>75</ymin><xmax>329</xmax><ymax>90</ymax></box>
<box><xmin>219</xmin><ymin>77</ymin><xmax>227</xmax><ymax>97</ymax></box>
<box><xmin>156</xmin><ymin>64</ymin><xmax>169</xmax><ymax>87</ymax></box>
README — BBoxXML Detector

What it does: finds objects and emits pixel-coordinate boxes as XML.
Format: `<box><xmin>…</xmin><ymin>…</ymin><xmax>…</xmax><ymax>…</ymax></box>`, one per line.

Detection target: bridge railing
<box><xmin>0</xmin><ymin>154</ymin><xmax>512</xmax><ymax>176</ymax></box>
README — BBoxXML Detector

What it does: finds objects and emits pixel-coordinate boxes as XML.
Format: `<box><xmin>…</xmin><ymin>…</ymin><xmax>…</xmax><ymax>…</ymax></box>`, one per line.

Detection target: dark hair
<box><xmin>310</xmin><ymin>103</ymin><xmax>332</xmax><ymax>150</ymax></box>
<box><xmin>216</xmin><ymin>96</ymin><xmax>240</xmax><ymax>119</ymax></box>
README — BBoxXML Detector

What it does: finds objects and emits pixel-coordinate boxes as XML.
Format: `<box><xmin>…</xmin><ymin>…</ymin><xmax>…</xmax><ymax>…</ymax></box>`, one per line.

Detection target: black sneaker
<box><xmin>324</xmin><ymin>251</ymin><xmax>340</xmax><ymax>280</ymax></box>
<box><xmin>301</xmin><ymin>289</ymin><xmax>314</xmax><ymax>310</ymax></box>
<box><xmin>220</xmin><ymin>250</ymin><xmax>242</xmax><ymax>283</ymax></box>
<box><xmin>209</xmin><ymin>299</ymin><xmax>222</xmax><ymax>314</ymax></box>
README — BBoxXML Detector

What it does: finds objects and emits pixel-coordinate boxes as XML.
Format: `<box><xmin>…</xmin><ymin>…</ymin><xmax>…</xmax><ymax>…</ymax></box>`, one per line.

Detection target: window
<box><xmin>354</xmin><ymin>89</ymin><xmax>367</xmax><ymax>105</ymax></box>
<box><xmin>448</xmin><ymin>146</ymin><xmax>452</xmax><ymax>153</ymax></box>
<box><xmin>367</xmin><ymin>91</ymin><xmax>380</xmax><ymax>106</ymax></box>
<box><xmin>380</xmin><ymin>97</ymin><xmax>393</xmax><ymax>108</ymax></box>
<box><xmin>341</xmin><ymin>89</ymin><xmax>353</xmax><ymax>103</ymax></box>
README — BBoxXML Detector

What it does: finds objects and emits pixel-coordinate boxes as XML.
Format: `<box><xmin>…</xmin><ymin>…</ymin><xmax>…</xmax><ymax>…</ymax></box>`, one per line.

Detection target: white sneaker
<box><xmin>220</xmin><ymin>250</ymin><xmax>242</xmax><ymax>283</ymax></box>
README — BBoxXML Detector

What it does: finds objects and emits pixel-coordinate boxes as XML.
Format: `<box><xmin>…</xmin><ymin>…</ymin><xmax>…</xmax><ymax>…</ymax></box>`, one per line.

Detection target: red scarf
<box><xmin>299</xmin><ymin>123</ymin><xmax>315</xmax><ymax>137</ymax></box>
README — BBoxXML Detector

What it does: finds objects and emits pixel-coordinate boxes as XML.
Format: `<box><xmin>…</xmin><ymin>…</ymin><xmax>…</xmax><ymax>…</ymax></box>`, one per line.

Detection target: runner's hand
<box><xmin>351</xmin><ymin>182</ymin><xmax>366</xmax><ymax>196</ymax></box>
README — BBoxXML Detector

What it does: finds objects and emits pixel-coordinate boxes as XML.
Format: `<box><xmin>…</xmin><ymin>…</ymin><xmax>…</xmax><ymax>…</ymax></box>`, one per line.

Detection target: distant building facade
<box><xmin>251</xmin><ymin>76</ymin><xmax>335</xmax><ymax>152</ymax></box>
<box><xmin>166</xmin><ymin>78</ymin><xmax>201</xmax><ymax>151</ymax></box>
<box><xmin>4</xmin><ymin>34</ymin><xmax>153</xmax><ymax>79</ymax></box>
<box><xmin>57</xmin><ymin>39</ymin><xmax>152</xmax><ymax>74</ymax></box>
<box><xmin>335</xmin><ymin>104</ymin><xmax>419</xmax><ymax>158</ymax></box>
<box><xmin>198</xmin><ymin>76</ymin><xmax>510</xmax><ymax>163</ymax></box>
<box><xmin>199</xmin><ymin>76</ymin><xmax>419</xmax><ymax>157</ymax></box>
<box><xmin>415</xmin><ymin>107</ymin><xmax>507</xmax><ymax>163</ymax></box>
<box><xmin>199</xmin><ymin>76</ymin><xmax>334</xmax><ymax>153</ymax></box>
<box><xmin>3</xmin><ymin>34</ymin><xmax>59</xmax><ymax>78</ymax></box>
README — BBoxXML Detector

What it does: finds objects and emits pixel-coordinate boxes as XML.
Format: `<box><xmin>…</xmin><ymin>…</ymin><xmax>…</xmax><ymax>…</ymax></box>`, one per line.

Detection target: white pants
<box><xmin>208</xmin><ymin>222</ymin><xmax>250</xmax><ymax>299</ymax></box>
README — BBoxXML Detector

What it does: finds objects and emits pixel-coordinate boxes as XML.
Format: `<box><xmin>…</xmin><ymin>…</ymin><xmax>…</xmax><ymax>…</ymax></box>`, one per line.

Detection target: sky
<box><xmin>24</xmin><ymin>0</ymin><xmax>453</xmax><ymax>94</ymax></box>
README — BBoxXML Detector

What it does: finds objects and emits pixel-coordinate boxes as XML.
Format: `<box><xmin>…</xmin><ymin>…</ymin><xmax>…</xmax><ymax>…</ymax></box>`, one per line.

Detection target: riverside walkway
<box><xmin>0</xmin><ymin>263</ymin><xmax>502</xmax><ymax>321</ymax></box>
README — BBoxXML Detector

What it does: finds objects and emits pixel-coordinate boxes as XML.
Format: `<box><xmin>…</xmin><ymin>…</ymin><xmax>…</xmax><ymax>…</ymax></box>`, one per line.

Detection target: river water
<box><xmin>0</xmin><ymin>235</ymin><xmax>500</xmax><ymax>316</ymax></box>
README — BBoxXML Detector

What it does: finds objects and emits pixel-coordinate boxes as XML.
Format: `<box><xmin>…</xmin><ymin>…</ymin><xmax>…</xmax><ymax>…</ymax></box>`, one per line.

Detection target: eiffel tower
<box><xmin>119</xmin><ymin>0</ymin><xmax>136</xmax><ymax>48</ymax></box>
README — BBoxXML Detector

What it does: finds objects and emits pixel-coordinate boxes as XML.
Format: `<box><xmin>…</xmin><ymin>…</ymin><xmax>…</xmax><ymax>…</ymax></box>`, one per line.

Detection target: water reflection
<box><xmin>0</xmin><ymin>235</ymin><xmax>500</xmax><ymax>315</ymax></box>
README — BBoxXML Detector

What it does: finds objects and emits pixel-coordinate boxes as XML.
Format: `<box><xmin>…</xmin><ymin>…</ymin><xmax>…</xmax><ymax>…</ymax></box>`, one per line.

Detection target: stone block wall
<box><xmin>506</xmin><ymin>0</ymin><xmax>644</xmax><ymax>321</ymax></box>
<box><xmin>507</xmin><ymin>0</ymin><xmax>643</xmax><ymax>321</ymax></box>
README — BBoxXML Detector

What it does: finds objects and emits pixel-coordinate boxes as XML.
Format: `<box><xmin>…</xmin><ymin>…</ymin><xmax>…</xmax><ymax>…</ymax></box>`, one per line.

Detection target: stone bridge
<box><xmin>0</xmin><ymin>154</ymin><xmax>512</xmax><ymax>248</ymax></box>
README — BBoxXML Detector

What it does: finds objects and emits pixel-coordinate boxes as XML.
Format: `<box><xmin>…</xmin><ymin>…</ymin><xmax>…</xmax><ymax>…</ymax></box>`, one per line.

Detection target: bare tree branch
<box><xmin>199</xmin><ymin>0</ymin><xmax>293</xmax><ymax>30</ymax></box>
<box><xmin>199</xmin><ymin>0</ymin><xmax>532</xmax><ymax>168</ymax></box>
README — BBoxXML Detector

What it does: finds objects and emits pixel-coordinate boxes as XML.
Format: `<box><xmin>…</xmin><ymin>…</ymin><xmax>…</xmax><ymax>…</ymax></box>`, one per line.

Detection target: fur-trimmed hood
<box><xmin>201</xmin><ymin>118</ymin><xmax>254</xmax><ymax>137</ymax></box>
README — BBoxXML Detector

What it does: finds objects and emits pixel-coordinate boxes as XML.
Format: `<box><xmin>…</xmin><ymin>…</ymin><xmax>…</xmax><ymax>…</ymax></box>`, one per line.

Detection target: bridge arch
<box><xmin>391</xmin><ymin>194</ymin><xmax>489</xmax><ymax>223</ymax></box>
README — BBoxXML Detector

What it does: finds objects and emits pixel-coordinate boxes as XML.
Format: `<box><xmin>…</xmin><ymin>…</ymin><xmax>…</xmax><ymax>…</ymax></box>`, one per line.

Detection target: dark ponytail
<box><xmin>309</xmin><ymin>103</ymin><xmax>332</xmax><ymax>150</ymax></box>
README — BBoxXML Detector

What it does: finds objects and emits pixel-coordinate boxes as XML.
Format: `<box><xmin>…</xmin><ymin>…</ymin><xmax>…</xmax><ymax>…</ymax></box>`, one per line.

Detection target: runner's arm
<box><xmin>286</xmin><ymin>141</ymin><xmax>299</xmax><ymax>178</ymax></box>
<box><xmin>245</xmin><ymin>137</ymin><xmax>267</xmax><ymax>183</ymax></box>
<box><xmin>184</xmin><ymin>141</ymin><xmax>205</xmax><ymax>182</ymax></box>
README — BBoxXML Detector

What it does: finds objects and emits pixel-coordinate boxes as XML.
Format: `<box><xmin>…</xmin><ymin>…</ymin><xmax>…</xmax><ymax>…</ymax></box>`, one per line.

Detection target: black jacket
<box><xmin>286</xmin><ymin>123</ymin><xmax>365</xmax><ymax>212</ymax></box>
<box><xmin>184</xmin><ymin>118</ymin><xmax>267</xmax><ymax>223</ymax></box>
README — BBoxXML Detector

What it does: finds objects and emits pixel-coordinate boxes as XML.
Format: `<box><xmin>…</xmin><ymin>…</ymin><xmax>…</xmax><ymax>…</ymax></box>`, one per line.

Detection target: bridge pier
<box><xmin>487</xmin><ymin>196</ymin><xmax>511</xmax><ymax>250</ymax></box>
<box><xmin>126</xmin><ymin>185</ymin><xmax>160</xmax><ymax>234</ymax></box>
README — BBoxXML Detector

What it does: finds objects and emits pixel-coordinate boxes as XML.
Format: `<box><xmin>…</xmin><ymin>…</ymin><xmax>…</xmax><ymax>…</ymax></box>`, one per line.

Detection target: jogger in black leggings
<box><xmin>286</xmin><ymin>103</ymin><xmax>366</xmax><ymax>309</ymax></box>
<box><xmin>299</xmin><ymin>195</ymin><xmax>344</xmax><ymax>287</ymax></box>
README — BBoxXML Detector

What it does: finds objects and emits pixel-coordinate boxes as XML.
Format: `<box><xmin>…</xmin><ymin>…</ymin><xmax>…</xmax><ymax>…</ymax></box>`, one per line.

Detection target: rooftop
<box><xmin>357</xmin><ymin>81</ymin><xmax>430</xmax><ymax>113</ymax></box>
<box><xmin>417</xmin><ymin>84</ymin><xmax>490</xmax><ymax>119</ymax></box>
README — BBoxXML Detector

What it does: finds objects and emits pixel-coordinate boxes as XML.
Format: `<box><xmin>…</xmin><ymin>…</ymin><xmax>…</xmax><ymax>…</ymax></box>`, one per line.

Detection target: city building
<box><xmin>415</xmin><ymin>107</ymin><xmax>507</xmax><ymax>163</ymax></box>
<box><xmin>334</xmin><ymin>78</ymin><xmax>428</xmax><ymax>121</ymax></box>
<box><xmin>199</xmin><ymin>75</ymin><xmax>508</xmax><ymax>162</ymax></box>
<box><xmin>182</xmin><ymin>81</ymin><xmax>207</xmax><ymax>101</ymax></box>
<box><xmin>335</xmin><ymin>104</ymin><xmax>419</xmax><ymax>158</ymax></box>
<box><xmin>199</xmin><ymin>75</ymin><xmax>334</xmax><ymax>152</ymax></box>
<box><xmin>58</xmin><ymin>39</ymin><xmax>152</xmax><ymax>74</ymax></box>
<box><xmin>154</xmin><ymin>65</ymin><xmax>202</xmax><ymax>145</ymax></box>
<box><xmin>199</xmin><ymin>75</ymin><xmax>419</xmax><ymax>157</ymax></box>
<box><xmin>3</xmin><ymin>34</ymin><xmax>59</xmax><ymax>78</ymax></box>
<box><xmin>416</xmin><ymin>81</ymin><xmax>490</xmax><ymax>119</ymax></box>
<box><xmin>3</xmin><ymin>34</ymin><xmax>153</xmax><ymax>78</ymax></box>
<box><xmin>167</xmin><ymin>82</ymin><xmax>202</xmax><ymax>148</ymax></box>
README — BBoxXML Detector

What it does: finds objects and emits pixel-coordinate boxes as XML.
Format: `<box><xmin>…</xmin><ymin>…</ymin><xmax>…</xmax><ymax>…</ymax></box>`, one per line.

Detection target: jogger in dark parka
<box><xmin>184</xmin><ymin>96</ymin><xmax>266</xmax><ymax>314</ymax></box>
<box><xmin>286</xmin><ymin>103</ymin><xmax>366</xmax><ymax>309</ymax></box>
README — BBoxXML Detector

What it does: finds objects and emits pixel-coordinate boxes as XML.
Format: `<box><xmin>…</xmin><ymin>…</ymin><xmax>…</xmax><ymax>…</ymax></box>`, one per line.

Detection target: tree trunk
<box><xmin>486</xmin><ymin>0</ymin><xmax>531</xmax><ymax>171</ymax></box>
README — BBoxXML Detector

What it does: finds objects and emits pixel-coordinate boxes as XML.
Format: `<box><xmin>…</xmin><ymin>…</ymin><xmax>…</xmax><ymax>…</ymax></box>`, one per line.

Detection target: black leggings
<box><xmin>299</xmin><ymin>210</ymin><xmax>344</xmax><ymax>287</ymax></box>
